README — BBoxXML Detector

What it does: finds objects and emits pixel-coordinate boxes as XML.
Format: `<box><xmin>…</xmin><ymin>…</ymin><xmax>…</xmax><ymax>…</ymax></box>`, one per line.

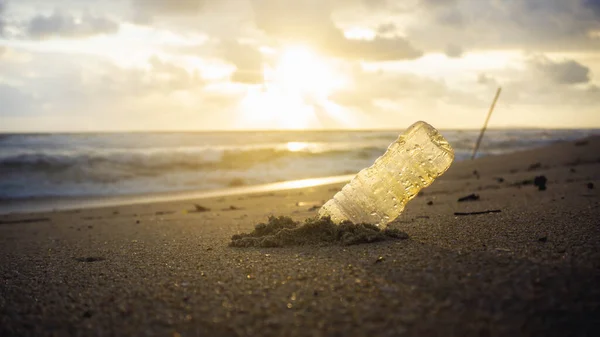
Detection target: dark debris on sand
<box><xmin>457</xmin><ymin>193</ymin><xmax>480</xmax><ymax>202</ymax></box>
<box><xmin>230</xmin><ymin>216</ymin><xmax>408</xmax><ymax>248</ymax></box>
<box><xmin>191</xmin><ymin>204</ymin><xmax>211</xmax><ymax>213</ymax></box>
<box><xmin>74</xmin><ymin>256</ymin><xmax>106</xmax><ymax>263</ymax></box>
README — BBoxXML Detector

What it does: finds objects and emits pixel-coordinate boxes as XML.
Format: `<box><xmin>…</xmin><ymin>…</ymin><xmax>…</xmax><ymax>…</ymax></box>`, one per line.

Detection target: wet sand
<box><xmin>1</xmin><ymin>137</ymin><xmax>599</xmax><ymax>336</ymax></box>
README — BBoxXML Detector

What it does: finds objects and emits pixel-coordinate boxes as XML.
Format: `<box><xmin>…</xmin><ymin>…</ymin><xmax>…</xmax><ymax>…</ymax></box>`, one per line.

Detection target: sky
<box><xmin>0</xmin><ymin>0</ymin><xmax>599</xmax><ymax>131</ymax></box>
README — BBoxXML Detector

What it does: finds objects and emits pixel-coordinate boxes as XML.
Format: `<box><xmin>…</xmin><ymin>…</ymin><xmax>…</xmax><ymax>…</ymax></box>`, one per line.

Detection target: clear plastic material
<box><xmin>318</xmin><ymin>121</ymin><xmax>454</xmax><ymax>227</ymax></box>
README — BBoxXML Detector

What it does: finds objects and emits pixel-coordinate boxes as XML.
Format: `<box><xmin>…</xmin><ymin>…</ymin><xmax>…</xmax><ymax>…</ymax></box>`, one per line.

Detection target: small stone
<box><xmin>534</xmin><ymin>175</ymin><xmax>547</xmax><ymax>191</ymax></box>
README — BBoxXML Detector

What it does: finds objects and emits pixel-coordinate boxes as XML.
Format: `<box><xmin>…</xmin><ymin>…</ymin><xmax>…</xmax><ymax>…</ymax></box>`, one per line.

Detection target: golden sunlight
<box><xmin>268</xmin><ymin>46</ymin><xmax>342</xmax><ymax>98</ymax></box>
<box><xmin>238</xmin><ymin>46</ymin><xmax>346</xmax><ymax>129</ymax></box>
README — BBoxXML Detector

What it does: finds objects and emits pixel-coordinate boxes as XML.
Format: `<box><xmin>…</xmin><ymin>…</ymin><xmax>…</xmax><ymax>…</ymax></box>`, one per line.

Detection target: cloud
<box><xmin>219</xmin><ymin>41</ymin><xmax>264</xmax><ymax>84</ymax></box>
<box><xmin>531</xmin><ymin>56</ymin><xmax>591</xmax><ymax>85</ymax></box>
<box><xmin>0</xmin><ymin>50</ymin><xmax>230</xmax><ymax>130</ymax></box>
<box><xmin>98</xmin><ymin>56</ymin><xmax>204</xmax><ymax>95</ymax></box>
<box><xmin>445</xmin><ymin>44</ymin><xmax>463</xmax><ymax>58</ymax></box>
<box><xmin>0</xmin><ymin>84</ymin><xmax>36</xmax><ymax>116</ymax></box>
<box><xmin>0</xmin><ymin>0</ymin><xmax>5</xmax><ymax>35</ymax></box>
<box><xmin>28</xmin><ymin>12</ymin><xmax>119</xmax><ymax>39</ymax></box>
<box><xmin>327</xmin><ymin>52</ymin><xmax>598</xmax><ymax>127</ymax></box>
<box><xmin>477</xmin><ymin>73</ymin><xmax>498</xmax><ymax>87</ymax></box>
<box><xmin>329</xmin><ymin>66</ymin><xmax>479</xmax><ymax>112</ymax></box>
<box><xmin>376</xmin><ymin>23</ymin><xmax>396</xmax><ymax>34</ymax></box>
<box><xmin>584</xmin><ymin>0</ymin><xmax>600</xmax><ymax>16</ymax></box>
<box><xmin>476</xmin><ymin>55</ymin><xmax>598</xmax><ymax>110</ymax></box>
<box><xmin>420</xmin><ymin>0</ymin><xmax>459</xmax><ymax>7</ymax></box>
<box><xmin>250</xmin><ymin>0</ymin><xmax>422</xmax><ymax>61</ymax></box>
<box><xmin>362</xmin><ymin>0</ymin><xmax>389</xmax><ymax>9</ymax></box>
<box><xmin>406</xmin><ymin>0</ymin><xmax>600</xmax><ymax>52</ymax></box>
<box><xmin>131</xmin><ymin>0</ymin><xmax>205</xmax><ymax>22</ymax></box>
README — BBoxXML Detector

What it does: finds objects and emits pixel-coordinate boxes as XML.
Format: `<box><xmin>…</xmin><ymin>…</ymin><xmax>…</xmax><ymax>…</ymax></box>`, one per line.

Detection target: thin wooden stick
<box><xmin>471</xmin><ymin>87</ymin><xmax>502</xmax><ymax>160</ymax></box>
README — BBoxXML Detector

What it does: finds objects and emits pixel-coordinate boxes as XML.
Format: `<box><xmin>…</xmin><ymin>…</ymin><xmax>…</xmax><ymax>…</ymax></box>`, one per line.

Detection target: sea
<box><xmin>0</xmin><ymin>128</ymin><xmax>598</xmax><ymax>212</ymax></box>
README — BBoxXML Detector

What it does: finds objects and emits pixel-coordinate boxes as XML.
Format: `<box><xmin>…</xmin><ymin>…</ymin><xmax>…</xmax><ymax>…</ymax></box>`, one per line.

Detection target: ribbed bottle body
<box><xmin>318</xmin><ymin>121</ymin><xmax>454</xmax><ymax>227</ymax></box>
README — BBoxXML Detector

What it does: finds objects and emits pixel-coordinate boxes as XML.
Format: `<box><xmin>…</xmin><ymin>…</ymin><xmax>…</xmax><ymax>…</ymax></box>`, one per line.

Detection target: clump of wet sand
<box><xmin>230</xmin><ymin>216</ymin><xmax>408</xmax><ymax>247</ymax></box>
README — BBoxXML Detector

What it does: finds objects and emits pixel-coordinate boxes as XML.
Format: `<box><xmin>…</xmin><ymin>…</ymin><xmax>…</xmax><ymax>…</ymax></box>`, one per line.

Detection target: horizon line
<box><xmin>1</xmin><ymin>126</ymin><xmax>600</xmax><ymax>134</ymax></box>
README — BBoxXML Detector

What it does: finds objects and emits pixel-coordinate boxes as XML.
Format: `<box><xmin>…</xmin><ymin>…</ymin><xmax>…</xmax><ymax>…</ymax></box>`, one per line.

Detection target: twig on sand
<box><xmin>454</xmin><ymin>210</ymin><xmax>501</xmax><ymax>216</ymax></box>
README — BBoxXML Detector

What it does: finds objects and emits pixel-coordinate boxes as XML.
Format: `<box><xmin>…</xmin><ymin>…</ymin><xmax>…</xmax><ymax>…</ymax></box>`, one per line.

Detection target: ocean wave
<box><xmin>1</xmin><ymin>129</ymin><xmax>596</xmax><ymax>200</ymax></box>
<box><xmin>0</xmin><ymin>146</ymin><xmax>385</xmax><ymax>180</ymax></box>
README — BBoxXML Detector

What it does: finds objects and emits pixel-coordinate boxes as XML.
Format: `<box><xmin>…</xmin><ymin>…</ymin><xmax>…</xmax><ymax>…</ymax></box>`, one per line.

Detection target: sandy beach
<box><xmin>1</xmin><ymin>136</ymin><xmax>599</xmax><ymax>336</ymax></box>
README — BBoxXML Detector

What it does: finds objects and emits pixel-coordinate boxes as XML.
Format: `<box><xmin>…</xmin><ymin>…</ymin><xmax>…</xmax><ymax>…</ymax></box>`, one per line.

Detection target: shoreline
<box><xmin>0</xmin><ymin>174</ymin><xmax>356</xmax><ymax>215</ymax></box>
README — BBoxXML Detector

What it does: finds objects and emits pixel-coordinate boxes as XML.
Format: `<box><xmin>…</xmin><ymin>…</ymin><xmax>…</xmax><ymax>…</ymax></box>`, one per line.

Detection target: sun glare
<box><xmin>286</xmin><ymin>141</ymin><xmax>309</xmax><ymax>152</ymax></box>
<box><xmin>269</xmin><ymin>46</ymin><xmax>342</xmax><ymax>97</ymax></box>
<box><xmin>239</xmin><ymin>45</ymin><xmax>346</xmax><ymax>129</ymax></box>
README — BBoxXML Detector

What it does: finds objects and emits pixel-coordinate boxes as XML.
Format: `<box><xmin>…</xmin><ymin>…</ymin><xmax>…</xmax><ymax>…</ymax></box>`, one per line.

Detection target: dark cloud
<box><xmin>251</xmin><ymin>0</ymin><xmax>422</xmax><ymax>61</ymax></box>
<box><xmin>445</xmin><ymin>44</ymin><xmax>463</xmax><ymax>58</ymax></box>
<box><xmin>0</xmin><ymin>0</ymin><xmax>5</xmax><ymax>35</ymax></box>
<box><xmin>219</xmin><ymin>41</ymin><xmax>264</xmax><ymax>84</ymax></box>
<box><xmin>583</xmin><ymin>0</ymin><xmax>600</xmax><ymax>16</ymax></box>
<box><xmin>531</xmin><ymin>56</ymin><xmax>591</xmax><ymax>85</ymax></box>
<box><xmin>407</xmin><ymin>0</ymin><xmax>600</xmax><ymax>52</ymax></box>
<box><xmin>28</xmin><ymin>12</ymin><xmax>119</xmax><ymax>39</ymax></box>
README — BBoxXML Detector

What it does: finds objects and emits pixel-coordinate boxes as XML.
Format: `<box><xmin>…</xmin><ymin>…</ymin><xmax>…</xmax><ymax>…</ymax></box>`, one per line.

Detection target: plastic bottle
<box><xmin>318</xmin><ymin>121</ymin><xmax>454</xmax><ymax>227</ymax></box>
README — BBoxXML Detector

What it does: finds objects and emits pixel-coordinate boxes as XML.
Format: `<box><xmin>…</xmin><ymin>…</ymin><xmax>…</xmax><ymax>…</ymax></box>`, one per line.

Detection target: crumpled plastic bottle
<box><xmin>318</xmin><ymin>121</ymin><xmax>454</xmax><ymax>227</ymax></box>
